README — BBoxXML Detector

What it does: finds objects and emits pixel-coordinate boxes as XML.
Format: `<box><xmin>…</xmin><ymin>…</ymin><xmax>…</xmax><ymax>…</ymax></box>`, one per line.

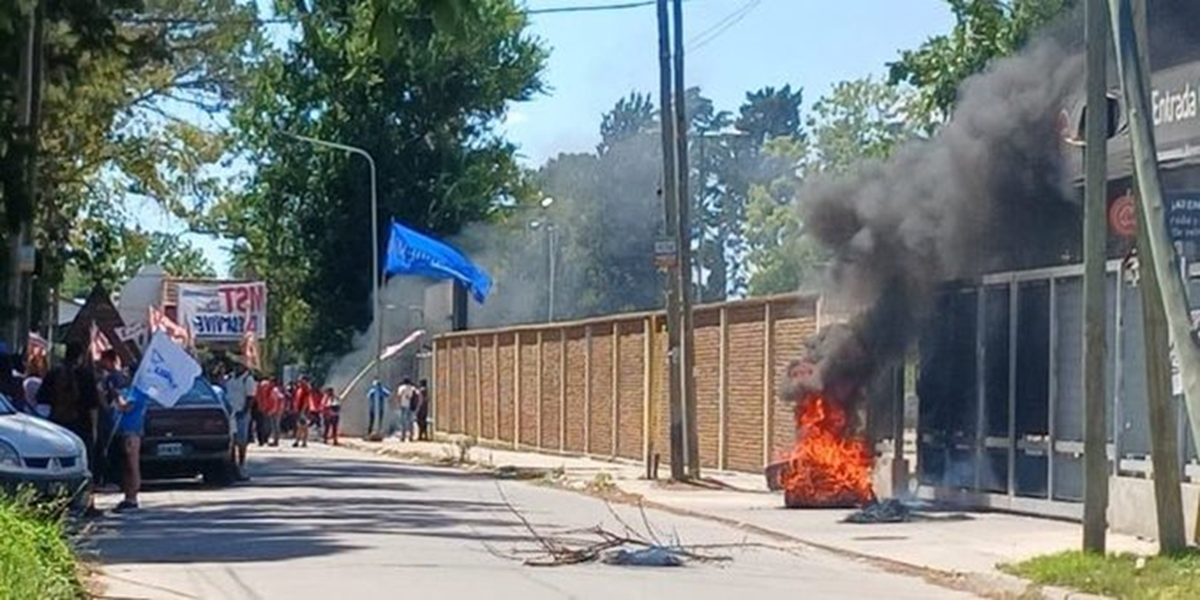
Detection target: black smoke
<box><xmin>795</xmin><ymin>36</ymin><xmax>1085</xmax><ymax>391</ymax></box>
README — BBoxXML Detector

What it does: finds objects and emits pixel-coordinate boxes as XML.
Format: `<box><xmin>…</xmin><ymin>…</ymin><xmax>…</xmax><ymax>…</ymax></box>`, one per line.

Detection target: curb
<box><xmin>1040</xmin><ymin>586</ymin><xmax>1113</xmax><ymax>600</ymax></box>
<box><xmin>336</xmin><ymin>439</ymin><xmax>1106</xmax><ymax>600</ymax></box>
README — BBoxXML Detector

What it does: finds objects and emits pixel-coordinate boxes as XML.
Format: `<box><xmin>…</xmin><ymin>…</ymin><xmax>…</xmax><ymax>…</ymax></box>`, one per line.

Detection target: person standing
<box><xmin>366</xmin><ymin>379</ymin><xmax>389</xmax><ymax>439</ymax></box>
<box><xmin>293</xmin><ymin>376</ymin><xmax>313</xmax><ymax>448</ymax></box>
<box><xmin>112</xmin><ymin>385</ymin><xmax>147</xmax><ymax>512</ymax></box>
<box><xmin>38</xmin><ymin>342</ymin><xmax>101</xmax><ymax>517</ymax></box>
<box><xmin>96</xmin><ymin>350</ymin><xmax>128</xmax><ymax>491</ymax></box>
<box><xmin>322</xmin><ymin>388</ymin><xmax>341</xmax><ymax>445</ymax></box>
<box><xmin>264</xmin><ymin>379</ymin><xmax>284</xmax><ymax>447</ymax></box>
<box><xmin>255</xmin><ymin>378</ymin><xmax>275</xmax><ymax>446</ymax></box>
<box><xmin>394</xmin><ymin>378</ymin><xmax>418</xmax><ymax>442</ymax></box>
<box><xmin>222</xmin><ymin>361</ymin><xmax>256</xmax><ymax>480</ymax></box>
<box><xmin>415</xmin><ymin>379</ymin><xmax>431</xmax><ymax>441</ymax></box>
<box><xmin>23</xmin><ymin>354</ymin><xmax>47</xmax><ymax>417</ymax></box>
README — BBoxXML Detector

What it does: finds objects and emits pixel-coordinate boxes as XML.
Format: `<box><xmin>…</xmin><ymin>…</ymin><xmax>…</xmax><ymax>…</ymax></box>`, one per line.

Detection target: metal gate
<box><xmin>916</xmin><ymin>260</ymin><xmax>1200</xmax><ymax>518</ymax></box>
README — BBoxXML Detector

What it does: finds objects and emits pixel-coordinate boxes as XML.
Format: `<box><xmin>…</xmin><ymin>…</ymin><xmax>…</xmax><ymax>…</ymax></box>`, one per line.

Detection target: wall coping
<box><xmin>434</xmin><ymin>292</ymin><xmax>819</xmax><ymax>342</ymax></box>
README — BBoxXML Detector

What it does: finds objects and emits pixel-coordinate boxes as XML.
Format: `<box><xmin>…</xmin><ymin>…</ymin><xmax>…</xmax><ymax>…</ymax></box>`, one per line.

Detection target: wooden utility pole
<box><xmin>656</xmin><ymin>0</ymin><xmax>686</xmax><ymax>480</ymax></box>
<box><xmin>1081</xmin><ymin>0</ymin><xmax>1110</xmax><ymax>554</ymax></box>
<box><xmin>672</xmin><ymin>0</ymin><xmax>700</xmax><ymax>480</ymax></box>
<box><xmin>1108</xmin><ymin>0</ymin><xmax>1188</xmax><ymax>553</ymax></box>
<box><xmin>8</xmin><ymin>2</ymin><xmax>42</xmax><ymax>350</ymax></box>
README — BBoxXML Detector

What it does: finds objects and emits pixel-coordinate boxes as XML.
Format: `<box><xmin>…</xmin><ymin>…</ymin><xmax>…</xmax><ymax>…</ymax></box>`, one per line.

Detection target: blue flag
<box><xmin>385</xmin><ymin>220</ymin><xmax>492</xmax><ymax>303</ymax></box>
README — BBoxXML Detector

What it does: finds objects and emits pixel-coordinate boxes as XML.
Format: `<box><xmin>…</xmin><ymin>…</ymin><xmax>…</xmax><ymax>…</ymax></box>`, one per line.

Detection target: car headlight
<box><xmin>0</xmin><ymin>439</ymin><xmax>21</xmax><ymax>469</ymax></box>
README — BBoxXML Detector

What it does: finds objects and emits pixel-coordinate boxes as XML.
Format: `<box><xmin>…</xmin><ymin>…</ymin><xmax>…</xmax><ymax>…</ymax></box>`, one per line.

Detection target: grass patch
<box><xmin>0</xmin><ymin>493</ymin><xmax>84</xmax><ymax>599</ymax></box>
<box><xmin>1003</xmin><ymin>550</ymin><xmax>1200</xmax><ymax>600</ymax></box>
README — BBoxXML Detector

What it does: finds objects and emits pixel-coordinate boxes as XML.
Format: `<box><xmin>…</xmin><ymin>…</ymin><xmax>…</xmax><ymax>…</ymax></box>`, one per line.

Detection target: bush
<box><xmin>0</xmin><ymin>494</ymin><xmax>83</xmax><ymax>600</ymax></box>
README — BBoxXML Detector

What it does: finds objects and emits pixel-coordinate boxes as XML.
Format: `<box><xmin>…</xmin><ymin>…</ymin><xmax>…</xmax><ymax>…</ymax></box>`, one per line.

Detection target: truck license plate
<box><xmin>157</xmin><ymin>443</ymin><xmax>184</xmax><ymax>457</ymax></box>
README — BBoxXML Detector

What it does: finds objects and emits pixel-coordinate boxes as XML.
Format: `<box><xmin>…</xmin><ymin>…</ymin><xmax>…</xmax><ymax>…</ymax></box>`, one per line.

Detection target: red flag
<box><xmin>89</xmin><ymin>322</ymin><xmax>114</xmax><ymax>364</ymax></box>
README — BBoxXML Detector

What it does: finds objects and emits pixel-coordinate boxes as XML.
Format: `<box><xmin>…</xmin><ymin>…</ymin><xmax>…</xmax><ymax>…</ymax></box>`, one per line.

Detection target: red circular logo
<box><xmin>1109</xmin><ymin>193</ymin><xmax>1137</xmax><ymax>238</ymax></box>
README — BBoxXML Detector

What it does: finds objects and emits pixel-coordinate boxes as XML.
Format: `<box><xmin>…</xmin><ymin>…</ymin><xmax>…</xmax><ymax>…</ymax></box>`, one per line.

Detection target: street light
<box><xmin>283</xmin><ymin>132</ymin><xmax>383</xmax><ymax>385</ymax></box>
<box><xmin>530</xmin><ymin>197</ymin><xmax>557</xmax><ymax>322</ymax></box>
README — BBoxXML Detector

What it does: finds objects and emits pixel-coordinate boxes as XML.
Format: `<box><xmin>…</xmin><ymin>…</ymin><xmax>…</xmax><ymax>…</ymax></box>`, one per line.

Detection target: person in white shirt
<box><xmin>394</xmin><ymin>378</ymin><xmax>418</xmax><ymax>442</ymax></box>
<box><xmin>222</xmin><ymin>362</ymin><xmax>256</xmax><ymax>481</ymax></box>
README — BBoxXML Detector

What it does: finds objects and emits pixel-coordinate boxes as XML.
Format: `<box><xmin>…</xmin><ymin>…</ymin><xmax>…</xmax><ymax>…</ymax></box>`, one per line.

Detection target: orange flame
<box><xmin>782</xmin><ymin>394</ymin><xmax>875</xmax><ymax>507</ymax></box>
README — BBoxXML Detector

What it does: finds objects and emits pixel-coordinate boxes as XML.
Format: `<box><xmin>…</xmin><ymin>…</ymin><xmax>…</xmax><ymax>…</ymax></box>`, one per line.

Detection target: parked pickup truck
<box><xmin>141</xmin><ymin>377</ymin><xmax>238</xmax><ymax>486</ymax></box>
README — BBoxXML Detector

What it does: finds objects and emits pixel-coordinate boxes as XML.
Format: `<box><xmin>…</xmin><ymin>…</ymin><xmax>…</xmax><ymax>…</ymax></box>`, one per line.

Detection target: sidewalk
<box><xmin>341</xmin><ymin>436</ymin><xmax>1153</xmax><ymax>595</ymax></box>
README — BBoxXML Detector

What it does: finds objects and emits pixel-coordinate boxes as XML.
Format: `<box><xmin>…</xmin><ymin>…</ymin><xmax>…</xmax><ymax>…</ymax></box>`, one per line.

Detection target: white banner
<box><xmin>177</xmin><ymin>281</ymin><xmax>267</xmax><ymax>341</ymax></box>
<box><xmin>133</xmin><ymin>332</ymin><xmax>203</xmax><ymax>408</ymax></box>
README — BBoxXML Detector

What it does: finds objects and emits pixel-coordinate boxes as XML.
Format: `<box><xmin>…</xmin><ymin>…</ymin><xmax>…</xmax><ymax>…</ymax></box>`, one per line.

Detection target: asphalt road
<box><xmin>92</xmin><ymin>445</ymin><xmax>977</xmax><ymax>600</ymax></box>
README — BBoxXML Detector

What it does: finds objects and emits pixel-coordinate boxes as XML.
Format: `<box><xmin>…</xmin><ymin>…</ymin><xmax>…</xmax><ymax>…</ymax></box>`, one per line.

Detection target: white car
<box><xmin>0</xmin><ymin>394</ymin><xmax>91</xmax><ymax>508</ymax></box>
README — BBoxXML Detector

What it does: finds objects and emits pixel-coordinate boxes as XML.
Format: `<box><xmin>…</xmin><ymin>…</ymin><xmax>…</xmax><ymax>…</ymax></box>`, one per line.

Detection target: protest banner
<box><xmin>177</xmin><ymin>281</ymin><xmax>268</xmax><ymax>341</ymax></box>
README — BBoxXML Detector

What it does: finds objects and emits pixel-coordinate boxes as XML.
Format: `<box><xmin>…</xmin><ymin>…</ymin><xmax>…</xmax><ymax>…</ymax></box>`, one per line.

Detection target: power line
<box><xmin>527</xmin><ymin>1</ymin><xmax>657</xmax><ymax>14</ymax></box>
<box><xmin>115</xmin><ymin>0</ymin><xmax>676</xmax><ymax>26</ymax></box>
<box><xmin>687</xmin><ymin>0</ymin><xmax>761</xmax><ymax>52</ymax></box>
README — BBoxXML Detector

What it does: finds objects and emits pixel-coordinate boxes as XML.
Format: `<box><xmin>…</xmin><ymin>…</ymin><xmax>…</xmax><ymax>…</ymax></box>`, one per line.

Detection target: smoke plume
<box><xmin>794</xmin><ymin>36</ymin><xmax>1085</xmax><ymax>395</ymax></box>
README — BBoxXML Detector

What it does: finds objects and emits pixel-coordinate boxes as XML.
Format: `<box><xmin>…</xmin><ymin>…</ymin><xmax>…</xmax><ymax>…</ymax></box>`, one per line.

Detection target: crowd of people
<box><xmin>5</xmin><ymin>343</ymin><xmax>146</xmax><ymax>517</ymax></box>
<box><xmin>3</xmin><ymin>336</ymin><xmax>434</xmax><ymax>516</ymax></box>
<box><xmin>365</xmin><ymin>378</ymin><xmax>430</xmax><ymax>441</ymax></box>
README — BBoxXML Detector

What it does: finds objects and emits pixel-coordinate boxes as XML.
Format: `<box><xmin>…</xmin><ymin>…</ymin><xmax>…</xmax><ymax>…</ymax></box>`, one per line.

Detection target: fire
<box><xmin>782</xmin><ymin>393</ymin><xmax>875</xmax><ymax>508</ymax></box>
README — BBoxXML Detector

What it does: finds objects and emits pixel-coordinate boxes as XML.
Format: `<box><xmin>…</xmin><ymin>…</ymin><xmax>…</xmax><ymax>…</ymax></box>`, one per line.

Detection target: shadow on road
<box><xmin>93</xmin><ymin>452</ymin><xmax>518</xmax><ymax>565</ymax></box>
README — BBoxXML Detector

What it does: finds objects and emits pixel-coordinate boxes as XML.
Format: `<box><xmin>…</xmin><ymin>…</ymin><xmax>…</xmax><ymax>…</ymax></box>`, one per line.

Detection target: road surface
<box><xmin>92</xmin><ymin>445</ymin><xmax>976</xmax><ymax>599</ymax></box>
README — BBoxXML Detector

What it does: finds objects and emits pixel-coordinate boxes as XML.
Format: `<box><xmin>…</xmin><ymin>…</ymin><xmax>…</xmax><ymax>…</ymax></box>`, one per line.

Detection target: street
<box><xmin>93</xmin><ymin>446</ymin><xmax>976</xmax><ymax>600</ymax></box>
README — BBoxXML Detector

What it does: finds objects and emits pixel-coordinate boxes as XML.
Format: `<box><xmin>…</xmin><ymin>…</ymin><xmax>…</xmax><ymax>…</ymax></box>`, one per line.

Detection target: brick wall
<box><xmin>432</xmin><ymin>294</ymin><xmax>818</xmax><ymax>474</ymax></box>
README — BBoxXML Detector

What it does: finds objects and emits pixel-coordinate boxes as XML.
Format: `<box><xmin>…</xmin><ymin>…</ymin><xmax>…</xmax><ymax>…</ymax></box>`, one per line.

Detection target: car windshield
<box><xmin>0</xmin><ymin>394</ymin><xmax>13</xmax><ymax>416</ymax></box>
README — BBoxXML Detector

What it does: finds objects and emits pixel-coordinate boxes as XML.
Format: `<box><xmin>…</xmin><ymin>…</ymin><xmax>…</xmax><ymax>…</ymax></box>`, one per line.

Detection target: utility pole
<box><xmin>1081</xmin><ymin>0</ymin><xmax>1110</xmax><ymax>554</ymax></box>
<box><xmin>656</xmin><ymin>0</ymin><xmax>685</xmax><ymax>480</ymax></box>
<box><xmin>8</xmin><ymin>2</ymin><xmax>43</xmax><ymax>350</ymax></box>
<box><xmin>1108</xmin><ymin>0</ymin><xmax>1188</xmax><ymax>553</ymax></box>
<box><xmin>672</xmin><ymin>0</ymin><xmax>700</xmax><ymax>480</ymax></box>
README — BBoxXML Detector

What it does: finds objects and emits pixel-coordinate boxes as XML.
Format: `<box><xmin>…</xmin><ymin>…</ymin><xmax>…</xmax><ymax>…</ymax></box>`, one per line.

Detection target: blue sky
<box><xmin>505</xmin><ymin>0</ymin><xmax>953</xmax><ymax>163</ymax></box>
<box><xmin>163</xmin><ymin>0</ymin><xmax>955</xmax><ymax>275</ymax></box>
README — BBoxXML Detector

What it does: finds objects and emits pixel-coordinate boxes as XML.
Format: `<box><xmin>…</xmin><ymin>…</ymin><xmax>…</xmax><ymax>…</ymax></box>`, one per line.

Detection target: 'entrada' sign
<box><xmin>176</xmin><ymin>282</ymin><xmax>268</xmax><ymax>341</ymax></box>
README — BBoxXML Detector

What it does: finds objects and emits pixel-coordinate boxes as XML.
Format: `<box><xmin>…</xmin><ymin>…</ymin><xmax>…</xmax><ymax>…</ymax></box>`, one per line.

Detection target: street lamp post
<box><xmin>284</xmin><ymin>133</ymin><xmax>383</xmax><ymax>385</ymax></box>
<box><xmin>532</xmin><ymin>197</ymin><xmax>556</xmax><ymax>322</ymax></box>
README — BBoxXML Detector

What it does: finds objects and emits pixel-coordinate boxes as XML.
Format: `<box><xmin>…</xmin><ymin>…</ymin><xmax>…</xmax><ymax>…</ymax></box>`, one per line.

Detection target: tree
<box><xmin>744</xmin><ymin>78</ymin><xmax>920</xmax><ymax>296</ymax></box>
<box><xmin>536</xmin><ymin>94</ymin><xmax>664</xmax><ymax>320</ymax></box>
<box><xmin>600</xmin><ymin>92</ymin><xmax>655</xmax><ymax>155</ymax></box>
<box><xmin>228</xmin><ymin>0</ymin><xmax>545</xmax><ymax>365</ymax></box>
<box><xmin>888</xmin><ymin>0</ymin><xmax>1075</xmax><ymax>125</ymax></box>
<box><xmin>62</xmin><ymin>216</ymin><xmax>216</xmax><ymax>300</ymax></box>
<box><xmin>0</xmin><ymin>0</ymin><xmax>263</xmax><ymax>330</ymax></box>
<box><xmin>697</xmin><ymin>85</ymin><xmax>805</xmax><ymax>299</ymax></box>
<box><xmin>806</xmin><ymin>77</ymin><xmax>920</xmax><ymax>175</ymax></box>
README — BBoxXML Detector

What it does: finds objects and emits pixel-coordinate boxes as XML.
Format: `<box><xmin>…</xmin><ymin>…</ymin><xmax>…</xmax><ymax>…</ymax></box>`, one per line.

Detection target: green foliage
<box><xmin>228</xmin><ymin>0</ymin><xmax>545</xmax><ymax>363</ymax></box>
<box><xmin>743</xmin><ymin>78</ymin><xmax>919</xmax><ymax>296</ymax></box>
<box><xmin>3</xmin><ymin>0</ymin><xmax>263</xmax><ymax>328</ymax></box>
<box><xmin>887</xmin><ymin>0</ymin><xmax>1075</xmax><ymax>124</ymax></box>
<box><xmin>1004</xmin><ymin>550</ymin><xmax>1200</xmax><ymax>600</ymax></box>
<box><xmin>61</xmin><ymin>216</ymin><xmax>215</xmax><ymax>300</ymax></box>
<box><xmin>698</xmin><ymin>85</ymin><xmax>804</xmax><ymax>299</ymax></box>
<box><xmin>531</xmin><ymin>94</ymin><xmax>664</xmax><ymax>320</ymax></box>
<box><xmin>806</xmin><ymin>77</ymin><xmax>921</xmax><ymax>174</ymax></box>
<box><xmin>0</xmin><ymin>494</ymin><xmax>82</xmax><ymax>600</ymax></box>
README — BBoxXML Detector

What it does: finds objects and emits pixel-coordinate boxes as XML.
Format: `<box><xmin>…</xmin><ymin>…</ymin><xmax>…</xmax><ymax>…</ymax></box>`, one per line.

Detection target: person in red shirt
<box><xmin>293</xmin><ymin>377</ymin><xmax>314</xmax><ymax>448</ymax></box>
<box><xmin>257</xmin><ymin>378</ymin><xmax>284</xmax><ymax>447</ymax></box>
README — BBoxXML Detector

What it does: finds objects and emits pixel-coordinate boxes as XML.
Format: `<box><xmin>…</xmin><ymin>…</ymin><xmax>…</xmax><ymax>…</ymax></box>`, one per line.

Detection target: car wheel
<box><xmin>202</xmin><ymin>460</ymin><xmax>238</xmax><ymax>487</ymax></box>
